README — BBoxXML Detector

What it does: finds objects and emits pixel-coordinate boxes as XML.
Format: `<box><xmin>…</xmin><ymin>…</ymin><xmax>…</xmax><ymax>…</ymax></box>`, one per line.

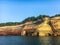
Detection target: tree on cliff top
<box><xmin>0</xmin><ymin>14</ymin><xmax>60</xmax><ymax>26</ymax></box>
<box><xmin>22</xmin><ymin>15</ymin><xmax>49</xmax><ymax>23</ymax></box>
<box><xmin>22</xmin><ymin>16</ymin><xmax>37</xmax><ymax>23</ymax></box>
<box><xmin>50</xmin><ymin>14</ymin><xmax>60</xmax><ymax>18</ymax></box>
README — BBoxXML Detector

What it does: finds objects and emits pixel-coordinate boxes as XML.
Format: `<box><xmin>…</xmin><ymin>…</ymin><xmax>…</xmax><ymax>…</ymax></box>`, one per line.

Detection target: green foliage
<box><xmin>22</xmin><ymin>15</ymin><xmax>49</xmax><ymax>23</ymax></box>
<box><xmin>50</xmin><ymin>14</ymin><xmax>60</xmax><ymax>18</ymax></box>
<box><xmin>0</xmin><ymin>14</ymin><xmax>60</xmax><ymax>27</ymax></box>
<box><xmin>22</xmin><ymin>16</ymin><xmax>37</xmax><ymax>23</ymax></box>
<box><xmin>37</xmin><ymin>15</ymin><xmax>49</xmax><ymax>19</ymax></box>
<box><xmin>55</xmin><ymin>14</ymin><xmax>60</xmax><ymax>16</ymax></box>
<box><xmin>0</xmin><ymin>22</ymin><xmax>21</xmax><ymax>27</ymax></box>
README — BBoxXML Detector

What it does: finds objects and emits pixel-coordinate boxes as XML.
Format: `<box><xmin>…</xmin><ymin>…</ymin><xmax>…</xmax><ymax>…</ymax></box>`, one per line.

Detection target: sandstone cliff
<box><xmin>50</xmin><ymin>16</ymin><xmax>60</xmax><ymax>36</ymax></box>
<box><xmin>0</xmin><ymin>25</ymin><xmax>23</xmax><ymax>35</ymax></box>
<box><xmin>36</xmin><ymin>17</ymin><xmax>53</xmax><ymax>36</ymax></box>
<box><xmin>21</xmin><ymin>21</ymin><xmax>37</xmax><ymax>36</ymax></box>
<box><xmin>0</xmin><ymin>16</ymin><xmax>60</xmax><ymax>36</ymax></box>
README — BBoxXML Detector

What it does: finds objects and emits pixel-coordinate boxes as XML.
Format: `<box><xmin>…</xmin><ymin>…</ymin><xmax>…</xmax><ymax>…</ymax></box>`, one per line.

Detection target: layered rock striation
<box><xmin>0</xmin><ymin>16</ymin><xmax>60</xmax><ymax>36</ymax></box>
<box><xmin>36</xmin><ymin>17</ymin><xmax>53</xmax><ymax>36</ymax></box>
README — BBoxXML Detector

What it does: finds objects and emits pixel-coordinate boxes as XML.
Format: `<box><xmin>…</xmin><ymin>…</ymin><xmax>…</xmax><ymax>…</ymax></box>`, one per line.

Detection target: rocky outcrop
<box><xmin>50</xmin><ymin>16</ymin><xmax>60</xmax><ymax>36</ymax></box>
<box><xmin>0</xmin><ymin>16</ymin><xmax>60</xmax><ymax>36</ymax></box>
<box><xmin>21</xmin><ymin>21</ymin><xmax>37</xmax><ymax>36</ymax></box>
<box><xmin>0</xmin><ymin>25</ymin><xmax>23</xmax><ymax>36</ymax></box>
<box><xmin>36</xmin><ymin>17</ymin><xmax>53</xmax><ymax>36</ymax></box>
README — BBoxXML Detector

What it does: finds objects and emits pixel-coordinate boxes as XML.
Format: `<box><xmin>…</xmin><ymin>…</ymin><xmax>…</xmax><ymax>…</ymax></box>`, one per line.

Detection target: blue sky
<box><xmin>0</xmin><ymin>0</ymin><xmax>60</xmax><ymax>23</ymax></box>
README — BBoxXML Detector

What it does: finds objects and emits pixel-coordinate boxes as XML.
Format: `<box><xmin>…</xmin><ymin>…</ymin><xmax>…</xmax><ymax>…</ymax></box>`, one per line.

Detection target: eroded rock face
<box><xmin>36</xmin><ymin>17</ymin><xmax>53</xmax><ymax>36</ymax></box>
<box><xmin>0</xmin><ymin>26</ymin><xmax>22</xmax><ymax>36</ymax></box>
<box><xmin>51</xmin><ymin>16</ymin><xmax>60</xmax><ymax>36</ymax></box>
<box><xmin>51</xmin><ymin>17</ymin><xmax>60</xmax><ymax>30</ymax></box>
<box><xmin>0</xmin><ymin>16</ymin><xmax>60</xmax><ymax>36</ymax></box>
<box><xmin>22</xmin><ymin>21</ymin><xmax>37</xmax><ymax>36</ymax></box>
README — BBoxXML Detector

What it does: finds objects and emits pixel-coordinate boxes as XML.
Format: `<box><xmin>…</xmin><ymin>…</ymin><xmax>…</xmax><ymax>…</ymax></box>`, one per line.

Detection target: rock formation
<box><xmin>36</xmin><ymin>17</ymin><xmax>53</xmax><ymax>36</ymax></box>
<box><xmin>0</xmin><ymin>25</ymin><xmax>22</xmax><ymax>35</ymax></box>
<box><xmin>0</xmin><ymin>16</ymin><xmax>60</xmax><ymax>36</ymax></box>
<box><xmin>22</xmin><ymin>21</ymin><xmax>37</xmax><ymax>36</ymax></box>
<box><xmin>50</xmin><ymin>16</ymin><xmax>60</xmax><ymax>36</ymax></box>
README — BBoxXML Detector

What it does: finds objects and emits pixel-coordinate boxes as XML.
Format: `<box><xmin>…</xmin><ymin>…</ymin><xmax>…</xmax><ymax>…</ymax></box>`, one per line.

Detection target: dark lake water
<box><xmin>0</xmin><ymin>36</ymin><xmax>60</xmax><ymax>45</ymax></box>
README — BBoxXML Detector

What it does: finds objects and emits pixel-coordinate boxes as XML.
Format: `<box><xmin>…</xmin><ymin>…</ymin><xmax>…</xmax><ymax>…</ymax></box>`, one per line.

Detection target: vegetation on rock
<box><xmin>0</xmin><ymin>14</ymin><xmax>60</xmax><ymax>36</ymax></box>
